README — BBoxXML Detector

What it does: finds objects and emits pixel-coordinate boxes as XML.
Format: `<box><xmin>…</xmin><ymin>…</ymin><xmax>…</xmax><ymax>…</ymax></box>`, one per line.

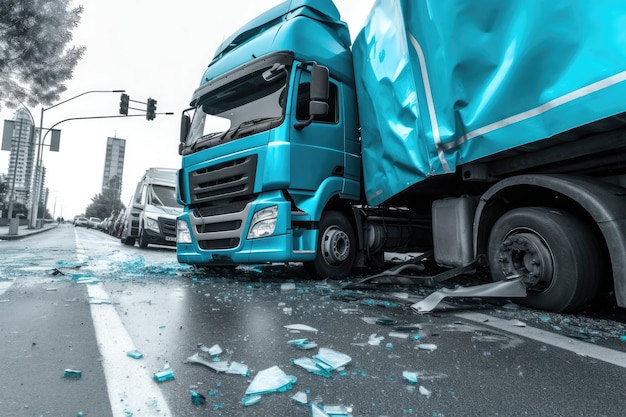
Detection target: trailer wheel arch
<box><xmin>474</xmin><ymin>174</ymin><xmax>626</xmax><ymax>307</ymax></box>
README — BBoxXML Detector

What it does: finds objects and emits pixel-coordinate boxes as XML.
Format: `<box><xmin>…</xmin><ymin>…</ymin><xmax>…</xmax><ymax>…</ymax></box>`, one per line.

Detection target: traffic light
<box><xmin>146</xmin><ymin>98</ymin><xmax>157</xmax><ymax>120</ymax></box>
<box><xmin>119</xmin><ymin>93</ymin><xmax>129</xmax><ymax>115</ymax></box>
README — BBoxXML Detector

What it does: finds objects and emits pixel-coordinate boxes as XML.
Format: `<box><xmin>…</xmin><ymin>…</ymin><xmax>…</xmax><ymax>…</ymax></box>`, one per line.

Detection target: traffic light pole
<box><xmin>29</xmin><ymin>89</ymin><xmax>125</xmax><ymax>229</ymax></box>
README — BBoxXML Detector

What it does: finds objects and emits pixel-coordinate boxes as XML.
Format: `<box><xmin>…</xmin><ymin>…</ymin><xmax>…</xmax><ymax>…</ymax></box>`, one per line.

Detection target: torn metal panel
<box><xmin>411</xmin><ymin>277</ymin><xmax>527</xmax><ymax>312</ymax></box>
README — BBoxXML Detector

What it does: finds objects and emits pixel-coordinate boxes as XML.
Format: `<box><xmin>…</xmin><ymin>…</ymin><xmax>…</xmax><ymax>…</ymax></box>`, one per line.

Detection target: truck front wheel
<box><xmin>138</xmin><ymin>225</ymin><xmax>149</xmax><ymax>248</ymax></box>
<box><xmin>305</xmin><ymin>210</ymin><xmax>356</xmax><ymax>279</ymax></box>
<box><xmin>487</xmin><ymin>207</ymin><xmax>601</xmax><ymax>313</ymax></box>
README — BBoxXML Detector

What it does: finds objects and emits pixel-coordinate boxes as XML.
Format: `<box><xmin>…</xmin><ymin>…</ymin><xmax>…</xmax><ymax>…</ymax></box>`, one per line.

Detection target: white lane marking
<box><xmin>76</xmin><ymin>230</ymin><xmax>172</xmax><ymax>416</ymax></box>
<box><xmin>0</xmin><ymin>281</ymin><xmax>13</xmax><ymax>296</ymax></box>
<box><xmin>456</xmin><ymin>312</ymin><xmax>626</xmax><ymax>369</ymax></box>
<box><xmin>88</xmin><ymin>284</ymin><xmax>172</xmax><ymax>416</ymax></box>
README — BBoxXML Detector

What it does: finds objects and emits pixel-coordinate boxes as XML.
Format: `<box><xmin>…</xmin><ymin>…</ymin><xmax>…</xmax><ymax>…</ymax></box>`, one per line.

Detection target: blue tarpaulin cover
<box><xmin>353</xmin><ymin>0</ymin><xmax>626</xmax><ymax>206</ymax></box>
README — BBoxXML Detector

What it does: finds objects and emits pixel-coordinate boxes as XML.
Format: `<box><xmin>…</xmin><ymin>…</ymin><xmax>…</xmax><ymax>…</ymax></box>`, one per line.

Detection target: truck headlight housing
<box><xmin>177</xmin><ymin>219</ymin><xmax>192</xmax><ymax>243</ymax></box>
<box><xmin>247</xmin><ymin>205</ymin><xmax>278</xmax><ymax>239</ymax></box>
<box><xmin>145</xmin><ymin>217</ymin><xmax>160</xmax><ymax>233</ymax></box>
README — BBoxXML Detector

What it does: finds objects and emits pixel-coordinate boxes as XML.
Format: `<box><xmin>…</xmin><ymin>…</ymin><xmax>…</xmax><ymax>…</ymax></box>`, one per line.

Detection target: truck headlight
<box><xmin>247</xmin><ymin>205</ymin><xmax>278</xmax><ymax>239</ymax></box>
<box><xmin>177</xmin><ymin>219</ymin><xmax>192</xmax><ymax>243</ymax></box>
<box><xmin>145</xmin><ymin>217</ymin><xmax>160</xmax><ymax>233</ymax></box>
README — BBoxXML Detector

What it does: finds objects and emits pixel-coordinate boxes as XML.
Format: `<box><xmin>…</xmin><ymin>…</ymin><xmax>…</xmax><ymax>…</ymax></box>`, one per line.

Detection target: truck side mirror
<box><xmin>180</xmin><ymin>113</ymin><xmax>190</xmax><ymax>144</ymax></box>
<box><xmin>295</xmin><ymin>64</ymin><xmax>330</xmax><ymax>131</ymax></box>
<box><xmin>179</xmin><ymin>113</ymin><xmax>190</xmax><ymax>155</ymax></box>
<box><xmin>310</xmin><ymin>65</ymin><xmax>329</xmax><ymax>101</ymax></box>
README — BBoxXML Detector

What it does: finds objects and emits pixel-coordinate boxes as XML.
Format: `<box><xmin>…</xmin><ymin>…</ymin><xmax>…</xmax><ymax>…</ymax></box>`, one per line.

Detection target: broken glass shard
<box><xmin>376</xmin><ymin>318</ymin><xmax>397</xmax><ymax>325</ymax></box>
<box><xmin>88</xmin><ymin>298</ymin><xmax>111</xmax><ymax>304</ymax></box>
<box><xmin>368</xmin><ymin>334</ymin><xmax>384</xmax><ymax>346</ymax></box>
<box><xmin>416</xmin><ymin>344</ymin><xmax>437</xmax><ymax>352</ymax></box>
<box><xmin>292</xmin><ymin>357</ymin><xmax>332</xmax><ymax>378</ymax></box>
<box><xmin>63</xmin><ymin>369</ymin><xmax>82</xmax><ymax>378</ymax></box>
<box><xmin>362</xmin><ymin>299</ymin><xmax>397</xmax><ymax>308</ymax></box>
<box><xmin>284</xmin><ymin>324</ymin><xmax>318</xmax><ymax>333</ymax></box>
<box><xmin>241</xmin><ymin>394</ymin><xmax>262</xmax><ymax>406</ymax></box>
<box><xmin>291</xmin><ymin>391</ymin><xmax>308</xmax><ymax>404</ymax></box>
<box><xmin>185</xmin><ymin>353</ymin><xmax>229</xmax><ymax>372</ymax></box>
<box><xmin>76</xmin><ymin>277</ymin><xmax>101</xmax><ymax>284</ymax></box>
<box><xmin>389</xmin><ymin>331</ymin><xmax>410</xmax><ymax>339</ymax></box>
<box><xmin>313</xmin><ymin>348</ymin><xmax>351</xmax><ymax>370</ymax></box>
<box><xmin>288</xmin><ymin>338</ymin><xmax>318</xmax><ymax>350</ymax></box>
<box><xmin>402</xmin><ymin>371</ymin><xmax>418</xmax><ymax>383</ymax></box>
<box><xmin>310</xmin><ymin>403</ymin><xmax>352</xmax><ymax>417</ymax></box>
<box><xmin>311</xmin><ymin>404</ymin><xmax>330</xmax><ymax>417</ymax></box>
<box><xmin>323</xmin><ymin>405</ymin><xmax>351</xmax><ymax>416</ymax></box>
<box><xmin>153</xmin><ymin>367</ymin><xmax>175</xmax><ymax>382</ymax></box>
<box><xmin>419</xmin><ymin>385</ymin><xmax>432</xmax><ymax>398</ymax></box>
<box><xmin>245</xmin><ymin>366</ymin><xmax>297</xmax><ymax>395</ymax></box>
<box><xmin>281</xmin><ymin>282</ymin><xmax>296</xmax><ymax>291</ymax></box>
<box><xmin>190</xmin><ymin>390</ymin><xmax>206</xmax><ymax>405</ymax></box>
<box><xmin>226</xmin><ymin>361</ymin><xmax>250</xmax><ymax>376</ymax></box>
<box><xmin>126</xmin><ymin>350</ymin><xmax>143</xmax><ymax>359</ymax></box>
<box><xmin>200</xmin><ymin>343</ymin><xmax>222</xmax><ymax>356</ymax></box>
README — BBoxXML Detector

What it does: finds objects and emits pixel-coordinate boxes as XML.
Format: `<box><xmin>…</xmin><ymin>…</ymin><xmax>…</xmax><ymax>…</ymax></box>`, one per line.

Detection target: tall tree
<box><xmin>85</xmin><ymin>188</ymin><xmax>125</xmax><ymax>220</ymax></box>
<box><xmin>0</xmin><ymin>0</ymin><xmax>85</xmax><ymax>111</ymax></box>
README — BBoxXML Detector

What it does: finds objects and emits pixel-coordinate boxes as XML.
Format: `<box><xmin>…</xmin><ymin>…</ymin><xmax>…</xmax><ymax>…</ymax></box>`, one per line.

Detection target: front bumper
<box><xmin>176</xmin><ymin>192</ymin><xmax>317</xmax><ymax>265</ymax></box>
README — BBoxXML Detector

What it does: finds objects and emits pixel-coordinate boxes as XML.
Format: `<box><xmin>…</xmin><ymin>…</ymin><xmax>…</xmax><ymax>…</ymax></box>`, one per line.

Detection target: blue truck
<box><xmin>175</xmin><ymin>0</ymin><xmax>626</xmax><ymax>313</ymax></box>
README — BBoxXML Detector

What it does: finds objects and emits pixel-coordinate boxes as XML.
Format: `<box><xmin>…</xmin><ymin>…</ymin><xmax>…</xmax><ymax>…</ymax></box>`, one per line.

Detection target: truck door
<box><xmin>290</xmin><ymin>71</ymin><xmax>343</xmax><ymax>192</ymax></box>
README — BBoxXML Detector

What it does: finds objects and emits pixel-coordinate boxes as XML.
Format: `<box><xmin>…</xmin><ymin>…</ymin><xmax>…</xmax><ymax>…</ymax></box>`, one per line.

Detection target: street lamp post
<box><xmin>28</xmin><ymin>89</ymin><xmax>125</xmax><ymax>229</ymax></box>
<box><xmin>52</xmin><ymin>195</ymin><xmax>62</xmax><ymax>221</ymax></box>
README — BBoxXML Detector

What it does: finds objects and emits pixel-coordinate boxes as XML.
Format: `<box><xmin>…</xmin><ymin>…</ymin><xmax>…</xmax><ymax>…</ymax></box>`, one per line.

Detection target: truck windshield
<box><xmin>149</xmin><ymin>185</ymin><xmax>179</xmax><ymax>208</ymax></box>
<box><xmin>186</xmin><ymin>65</ymin><xmax>288</xmax><ymax>151</ymax></box>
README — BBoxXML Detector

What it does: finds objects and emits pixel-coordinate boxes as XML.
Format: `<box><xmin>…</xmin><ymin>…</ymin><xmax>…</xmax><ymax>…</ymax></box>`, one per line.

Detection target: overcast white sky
<box><xmin>0</xmin><ymin>0</ymin><xmax>374</xmax><ymax>219</ymax></box>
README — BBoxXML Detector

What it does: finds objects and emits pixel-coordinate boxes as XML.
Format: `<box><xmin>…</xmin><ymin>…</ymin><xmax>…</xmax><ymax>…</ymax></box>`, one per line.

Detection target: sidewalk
<box><xmin>0</xmin><ymin>223</ymin><xmax>59</xmax><ymax>241</ymax></box>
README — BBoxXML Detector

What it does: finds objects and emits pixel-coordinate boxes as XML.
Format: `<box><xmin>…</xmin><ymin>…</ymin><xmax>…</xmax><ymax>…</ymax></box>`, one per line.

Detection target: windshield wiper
<box><xmin>225</xmin><ymin>117</ymin><xmax>278</xmax><ymax>141</ymax></box>
<box><xmin>190</xmin><ymin>131</ymin><xmax>226</xmax><ymax>152</ymax></box>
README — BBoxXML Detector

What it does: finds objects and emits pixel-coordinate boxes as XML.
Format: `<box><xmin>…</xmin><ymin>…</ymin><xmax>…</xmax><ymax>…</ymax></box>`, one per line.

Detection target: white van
<box><xmin>121</xmin><ymin>168</ymin><xmax>182</xmax><ymax>248</ymax></box>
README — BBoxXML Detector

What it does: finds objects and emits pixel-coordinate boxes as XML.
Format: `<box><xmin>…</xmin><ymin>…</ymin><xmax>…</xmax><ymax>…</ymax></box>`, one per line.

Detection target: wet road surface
<box><xmin>1</xmin><ymin>225</ymin><xmax>625</xmax><ymax>416</ymax></box>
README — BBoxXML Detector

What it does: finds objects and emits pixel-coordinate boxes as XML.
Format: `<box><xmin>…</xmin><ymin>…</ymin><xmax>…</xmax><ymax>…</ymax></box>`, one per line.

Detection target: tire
<box><xmin>138</xmin><ymin>226</ymin><xmax>149</xmax><ymax>248</ymax></box>
<box><xmin>487</xmin><ymin>207</ymin><xmax>601</xmax><ymax>313</ymax></box>
<box><xmin>304</xmin><ymin>210</ymin><xmax>356</xmax><ymax>279</ymax></box>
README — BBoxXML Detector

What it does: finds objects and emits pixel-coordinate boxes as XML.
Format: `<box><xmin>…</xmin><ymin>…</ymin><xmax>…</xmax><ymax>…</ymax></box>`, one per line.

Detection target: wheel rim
<box><xmin>496</xmin><ymin>230</ymin><xmax>554</xmax><ymax>292</ymax></box>
<box><xmin>321</xmin><ymin>226</ymin><xmax>351</xmax><ymax>265</ymax></box>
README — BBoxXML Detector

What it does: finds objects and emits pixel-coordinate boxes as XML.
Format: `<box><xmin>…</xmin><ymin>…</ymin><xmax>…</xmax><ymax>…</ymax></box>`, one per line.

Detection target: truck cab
<box><xmin>176</xmin><ymin>0</ymin><xmax>363</xmax><ymax>274</ymax></box>
<box><xmin>122</xmin><ymin>168</ymin><xmax>182</xmax><ymax>248</ymax></box>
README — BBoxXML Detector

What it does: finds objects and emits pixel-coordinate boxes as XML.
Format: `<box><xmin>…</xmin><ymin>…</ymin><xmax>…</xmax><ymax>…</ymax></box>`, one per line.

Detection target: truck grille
<box><xmin>188</xmin><ymin>155</ymin><xmax>257</xmax><ymax>250</ymax></box>
<box><xmin>189</xmin><ymin>155</ymin><xmax>257</xmax><ymax>205</ymax></box>
<box><xmin>159</xmin><ymin>217</ymin><xmax>177</xmax><ymax>237</ymax></box>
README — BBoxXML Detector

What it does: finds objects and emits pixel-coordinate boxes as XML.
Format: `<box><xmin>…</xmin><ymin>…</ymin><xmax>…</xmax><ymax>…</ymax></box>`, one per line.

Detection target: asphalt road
<box><xmin>1</xmin><ymin>224</ymin><xmax>625</xmax><ymax>417</ymax></box>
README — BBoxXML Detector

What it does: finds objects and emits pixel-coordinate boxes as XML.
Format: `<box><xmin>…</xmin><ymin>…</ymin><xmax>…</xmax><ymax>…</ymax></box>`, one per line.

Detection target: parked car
<box><xmin>87</xmin><ymin>217</ymin><xmax>102</xmax><ymax>229</ymax></box>
<box><xmin>74</xmin><ymin>217</ymin><xmax>89</xmax><ymax>227</ymax></box>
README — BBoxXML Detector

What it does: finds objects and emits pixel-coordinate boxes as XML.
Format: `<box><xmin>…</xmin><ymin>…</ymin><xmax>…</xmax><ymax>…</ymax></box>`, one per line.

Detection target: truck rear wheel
<box><xmin>487</xmin><ymin>207</ymin><xmax>601</xmax><ymax>313</ymax></box>
<box><xmin>304</xmin><ymin>210</ymin><xmax>356</xmax><ymax>279</ymax></box>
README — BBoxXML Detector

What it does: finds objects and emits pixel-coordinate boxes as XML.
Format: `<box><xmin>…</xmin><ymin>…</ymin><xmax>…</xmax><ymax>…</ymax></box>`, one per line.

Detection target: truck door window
<box><xmin>296</xmin><ymin>82</ymin><xmax>338</xmax><ymax>123</ymax></box>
